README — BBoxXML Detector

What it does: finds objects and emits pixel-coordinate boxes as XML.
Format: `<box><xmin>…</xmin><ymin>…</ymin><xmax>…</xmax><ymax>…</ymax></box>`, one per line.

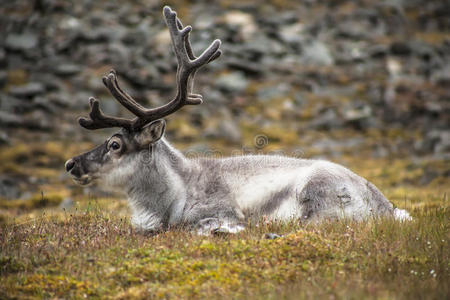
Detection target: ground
<box><xmin>0</xmin><ymin>148</ymin><xmax>448</xmax><ymax>299</ymax></box>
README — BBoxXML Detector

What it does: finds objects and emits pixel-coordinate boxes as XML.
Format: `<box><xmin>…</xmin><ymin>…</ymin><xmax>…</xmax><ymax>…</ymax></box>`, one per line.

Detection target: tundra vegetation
<box><xmin>0</xmin><ymin>176</ymin><xmax>448</xmax><ymax>299</ymax></box>
<box><xmin>0</xmin><ymin>0</ymin><xmax>448</xmax><ymax>299</ymax></box>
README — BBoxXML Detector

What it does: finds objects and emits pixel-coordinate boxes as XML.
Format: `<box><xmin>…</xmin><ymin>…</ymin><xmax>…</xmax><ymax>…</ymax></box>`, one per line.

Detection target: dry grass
<box><xmin>0</xmin><ymin>195</ymin><xmax>448</xmax><ymax>299</ymax></box>
<box><xmin>0</xmin><ymin>143</ymin><xmax>448</xmax><ymax>299</ymax></box>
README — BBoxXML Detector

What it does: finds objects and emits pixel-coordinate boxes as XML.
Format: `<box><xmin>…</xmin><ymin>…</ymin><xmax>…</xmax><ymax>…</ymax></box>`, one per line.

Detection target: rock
<box><xmin>0</xmin><ymin>94</ymin><xmax>31</xmax><ymax>114</ymax></box>
<box><xmin>415</xmin><ymin>130</ymin><xmax>450</xmax><ymax>155</ymax></box>
<box><xmin>335</xmin><ymin>21</ymin><xmax>371</xmax><ymax>40</ymax></box>
<box><xmin>0</xmin><ymin>71</ymin><xmax>7</xmax><ymax>88</ymax></box>
<box><xmin>80</xmin><ymin>27</ymin><xmax>119</xmax><ymax>43</ymax></box>
<box><xmin>222</xmin><ymin>11</ymin><xmax>257</xmax><ymax>41</ymax></box>
<box><xmin>419</xmin><ymin>169</ymin><xmax>439</xmax><ymax>186</ymax></box>
<box><xmin>390</xmin><ymin>41</ymin><xmax>412</xmax><ymax>56</ymax></box>
<box><xmin>311</xmin><ymin>137</ymin><xmax>364</xmax><ymax>154</ymax></box>
<box><xmin>100</xmin><ymin>98</ymin><xmax>120</xmax><ymax>116</ymax></box>
<box><xmin>263</xmin><ymin>10</ymin><xmax>298</xmax><ymax>27</ymax></box>
<box><xmin>431</xmin><ymin>66</ymin><xmax>450</xmax><ymax>87</ymax></box>
<box><xmin>215</xmin><ymin>72</ymin><xmax>248</xmax><ymax>93</ymax></box>
<box><xmin>53</xmin><ymin>64</ymin><xmax>82</xmax><ymax>76</ymax></box>
<box><xmin>433</xmin><ymin>131</ymin><xmax>450</xmax><ymax>154</ymax></box>
<box><xmin>301</xmin><ymin>40</ymin><xmax>334</xmax><ymax>66</ymax></box>
<box><xmin>279</xmin><ymin>23</ymin><xmax>304</xmax><ymax>45</ymax></box>
<box><xmin>0</xmin><ymin>131</ymin><xmax>9</xmax><ymax>145</ymax></box>
<box><xmin>108</xmin><ymin>42</ymin><xmax>132</xmax><ymax>66</ymax></box>
<box><xmin>0</xmin><ymin>48</ymin><xmax>5</xmax><ymax>67</ymax></box>
<box><xmin>9</xmin><ymin>83</ymin><xmax>45</xmax><ymax>98</ymax></box>
<box><xmin>0</xmin><ymin>111</ymin><xmax>27</xmax><ymax>127</ymax></box>
<box><xmin>0</xmin><ymin>176</ymin><xmax>21</xmax><ymax>199</ymax></box>
<box><xmin>32</xmin><ymin>96</ymin><xmax>57</xmax><ymax>114</ymax></box>
<box><xmin>372</xmin><ymin>145</ymin><xmax>389</xmax><ymax>158</ymax></box>
<box><xmin>386</xmin><ymin>57</ymin><xmax>402</xmax><ymax>78</ymax></box>
<box><xmin>203</xmin><ymin>118</ymin><xmax>241</xmax><ymax>144</ymax></box>
<box><xmin>121</xmin><ymin>28</ymin><xmax>148</xmax><ymax>46</ymax></box>
<box><xmin>226</xmin><ymin>58</ymin><xmax>264</xmax><ymax>76</ymax></box>
<box><xmin>87</xmin><ymin>75</ymin><xmax>107</xmax><ymax>93</ymax></box>
<box><xmin>47</xmin><ymin>92</ymin><xmax>72</xmax><ymax>109</ymax></box>
<box><xmin>59</xmin><ymin>15</ymin><xmax>82</xmax><ymax>31</ymax></box>
<box><xmin>28</xmin><ymin>110</ymin><xmax>53</xmax><ymax>131</ymax></box>
<box><xmin>5</xmin><ymin>33</ymin><xmax>38</xmax><ymax>51</ymax></box>
<box><xmin>369</xmin><ymin>44</ymin><xmax>388</xmax><ymax>58</ymax></box>
<box><xmin>334</xmin><ymin>43</ymin><xmax>367</xmax><ymax>63</ymax></box>
<box><xmin>153</xmin><ymin>28</ymin><xmax>171</xmax><ymax>55</ymax></box>
<box><xmin>0</xmin><ymin>110</ymin><xmax>51</xmax><ymax>131</ymax></box>
<box><xmin>217</xmin><ymin>120</ymin><xmax>241</xmax><ymax>143</ymax></box>
<box><xmin>343</xmin><ymin>104</ymin><xmax>374</xmax><ymax>129</ymax></box>
<box><xmin>257</xmin><ymin>83</ymin><xmax>290</xmax><ymax>102</ymax></box>
<box><xmin>309</xmin><ymin>108</ymin><xmax>342</xmax><ymax>130</ymax></box>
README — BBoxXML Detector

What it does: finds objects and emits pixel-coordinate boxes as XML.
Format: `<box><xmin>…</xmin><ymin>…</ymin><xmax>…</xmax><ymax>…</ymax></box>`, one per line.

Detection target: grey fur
<box><xmin>66</xmin><ymin>135</ymin><xmax>411</xmax><ymax>234</ymax></box>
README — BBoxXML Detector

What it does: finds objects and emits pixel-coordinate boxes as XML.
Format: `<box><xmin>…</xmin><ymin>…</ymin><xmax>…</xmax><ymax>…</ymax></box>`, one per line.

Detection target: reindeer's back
<box><xmin>196</xmin><ymin>156</ymin><xmax>396</xmax><ymax>221</ymax></box>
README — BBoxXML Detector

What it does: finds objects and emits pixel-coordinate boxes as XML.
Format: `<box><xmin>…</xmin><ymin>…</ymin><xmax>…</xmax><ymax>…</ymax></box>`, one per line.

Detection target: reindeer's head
<box><xmin>65</xmin><ymin>6</ymin><xmax>221</xmax><ymax>186</ymax></box>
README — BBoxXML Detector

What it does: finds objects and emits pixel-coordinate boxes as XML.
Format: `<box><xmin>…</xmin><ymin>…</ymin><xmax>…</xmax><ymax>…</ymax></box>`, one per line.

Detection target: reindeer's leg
<box><xmin>298</xmin><ymin>174</ymin><xmax>352</xmax><ymax>222</ymax></box>
<box><xmin>298</xmin><ymin>171</ymin><xmax>402</xmax><ymax>222</ymax></box>
<box><xmin>196</xmin><ymin>217</ymin><xmax>245</xmax><ymax>235</ymax></box>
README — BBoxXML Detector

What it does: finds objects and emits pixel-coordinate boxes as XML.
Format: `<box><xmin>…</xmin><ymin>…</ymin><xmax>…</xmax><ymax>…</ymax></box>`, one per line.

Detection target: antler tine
<box><xmin>78</xmin><ymin>6</ymin><xmax>221</xmax><ymax>131</ymax></box>
<box><xmin>174</xmin><ymin>17</ymin><xmax>222</xmax><ymax>99</ymax></box>
<box><xmin>102</xmin><ymin>70</ymin><xmax>147</xmax><ymax>117</ymax></box>
<box><xmin>156</xmin><ymin>6</ymin><xmax>221</xmax><ymax>106</ymax></box>
<box><xmin>175</xmin><ymin>18</ymin><xmax>195</xmax><ymax>61</ymax></box>
<box><xmin>78</xmin><ymin>97</ymin><xmax>134</xmax><ymax>130</ymax></box>
<box><xmin>175</xmin><ymin>16</ymin><xmax>222</xmax><ymax>64</ymax></box>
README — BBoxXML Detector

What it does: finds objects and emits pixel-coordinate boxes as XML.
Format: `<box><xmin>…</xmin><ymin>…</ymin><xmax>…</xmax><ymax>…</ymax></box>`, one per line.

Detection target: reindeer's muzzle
<box><xmin>65</xmin><ymin>142</ymin><xmax>107</xmax><ymax>185</ymax></box>
<box><xmin>65</xmin><ymin>157</ymin><xmax>92</xmax><ymax>185</ymax></box>
<box><xmin>65</xmin><ymin>159</ymin><xmax>75</xmax><ymax>172</ymax></box>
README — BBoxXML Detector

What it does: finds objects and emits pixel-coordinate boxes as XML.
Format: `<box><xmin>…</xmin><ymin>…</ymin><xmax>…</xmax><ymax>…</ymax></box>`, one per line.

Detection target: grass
<box><xmin>0</xmin><ymin>193</ymin><xmax>62</xmax><ymax>211</ymax></box>
<box><xmin>0</xmin><ymin>140</ymin><xmax>448</xmax><ymax>299</ymax></box>
<box><xmin>0</xmin><ymin>195</ymin><xmax>448</xmax><ymax>299</ymax></box>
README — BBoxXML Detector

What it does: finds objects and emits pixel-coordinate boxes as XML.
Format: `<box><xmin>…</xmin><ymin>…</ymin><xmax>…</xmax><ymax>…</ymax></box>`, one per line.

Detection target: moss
<box><xmin>0</xmin><ymin>213</ymin><xmax>6</xmax><ymax>225</ymax></box>
<box><xmin>0</xmin><ymin>193</ymin><xmax>62</xmax><ymax>211</ymax></box>
<box><xmin>414</xmin><ymin>32</ymin><xmax>449</xmax><ymax>45</ymax></box>
<box><xmin>0</xmin><ymin>256</ymin><xmax>26</xmax><ymax>274</ymax></box>
<box><xmin>16</xmin><ymin>274</ymin><xmax>98</xmax><ymax>298</ymax></box>
<box><xmin>0</xmin><ymin>139</ymin><xmax>448</xmax><ymax>299</ymax></box>
<box><xmin>240</xmin><ymin>122</ymin><xmax>299</xmax><ymax>148</ymax></box>
<box><xmin>0</xmin><ymin>204</ymin><xmax>448</xmax><ymax>299</ymax></box>
<box><xmin>6</xmin><ymin>69</ymin><xmax>28</xmax><ymax>86</ymax></box>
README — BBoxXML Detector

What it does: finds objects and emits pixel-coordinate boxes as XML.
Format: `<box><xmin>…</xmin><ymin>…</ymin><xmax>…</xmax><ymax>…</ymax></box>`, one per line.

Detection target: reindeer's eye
<box><xmin>110</xmin><ymin>141</ymin><xmax>120</xmax><ymax>150</ymax></box>
<box><xmin>108</xmin><ymin>139</ymin><xmax>122</xmax><ymax>152</ymax></box>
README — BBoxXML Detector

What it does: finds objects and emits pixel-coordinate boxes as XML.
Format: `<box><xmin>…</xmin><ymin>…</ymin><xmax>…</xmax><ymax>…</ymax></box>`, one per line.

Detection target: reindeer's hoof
<box><xmin>212</xmin><ymin>227</ymin><xmax>233</xmax><ymax>236</ymax></box>
<box><xmin>213</xmin><ymin>223</ymin><xmax>245</xmax><ymax>235</ymax></box>
<box><xmin>264</xmin><ymin>233</ymin><xmax>282</xmax><ymax>240</ymax></box>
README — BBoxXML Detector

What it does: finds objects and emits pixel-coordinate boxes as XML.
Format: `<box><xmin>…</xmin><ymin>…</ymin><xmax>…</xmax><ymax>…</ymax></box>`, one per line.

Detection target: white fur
<box><xmin>232</xmin><ymin>169</ymin><xmax>310</xmax><ymax>212</ymax></box>
<box><xmin>101</xmin><ymin>154</ymin><xmax>141</xmax><ymax>188</ymax></box>
<box><xmin>394</xmin><ymin>208</ymin><xmax>412</xmax><ymax>221</ymax></box>
<box><xmin>130</xmin><ymin>206</ymin><xmax>163</xmax><ymax>230</ymax></box>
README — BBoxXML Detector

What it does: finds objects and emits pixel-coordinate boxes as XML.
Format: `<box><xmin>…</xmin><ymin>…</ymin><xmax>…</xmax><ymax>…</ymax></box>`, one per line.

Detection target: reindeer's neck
<box><xmin>126</xmin><ymin>138</ymin><xmax>192</xmax><ymax>230</ymax></box>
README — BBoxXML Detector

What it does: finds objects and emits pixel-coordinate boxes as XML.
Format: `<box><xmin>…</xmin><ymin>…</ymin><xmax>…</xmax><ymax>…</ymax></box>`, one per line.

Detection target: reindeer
<box><xmin>65</xmin><ymin>6</ymin><xmax>410</xmax><ymax>234</ymax></box>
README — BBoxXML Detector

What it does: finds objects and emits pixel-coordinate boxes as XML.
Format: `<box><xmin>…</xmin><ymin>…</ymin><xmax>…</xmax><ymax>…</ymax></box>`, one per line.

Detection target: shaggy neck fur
<box><xmin>125</xmin><ymin>138</ymin><xmax>192</xmax><ymax>231</ymax></box>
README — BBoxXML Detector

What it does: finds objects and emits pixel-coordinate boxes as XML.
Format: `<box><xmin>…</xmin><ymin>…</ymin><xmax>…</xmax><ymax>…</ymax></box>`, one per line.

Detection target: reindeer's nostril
<box><xmin>65</xmin><ymin>159</ymin><xmax>75</xmax><ymax>172</ymax></box>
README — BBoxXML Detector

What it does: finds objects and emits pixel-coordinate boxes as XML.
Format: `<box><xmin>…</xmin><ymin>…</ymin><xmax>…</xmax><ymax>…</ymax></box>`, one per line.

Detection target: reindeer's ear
<box><xmin>135</xmin><ymin>119</ymin><xmax>166</xmax><ymax>145</ymax></box>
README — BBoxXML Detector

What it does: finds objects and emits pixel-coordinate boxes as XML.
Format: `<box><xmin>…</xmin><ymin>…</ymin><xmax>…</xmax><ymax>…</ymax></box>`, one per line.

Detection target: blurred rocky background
<box><xmin>0</xmin><ymin>0</ymin><xmax>448</xmax><ymax>206</ymax></box>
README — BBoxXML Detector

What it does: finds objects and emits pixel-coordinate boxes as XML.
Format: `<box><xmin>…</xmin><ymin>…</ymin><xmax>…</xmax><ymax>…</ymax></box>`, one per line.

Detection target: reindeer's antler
<box><xmin>78</xmin><ymin>6</ymin><xmax>222</xmax><ymax>131</ymax></box>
